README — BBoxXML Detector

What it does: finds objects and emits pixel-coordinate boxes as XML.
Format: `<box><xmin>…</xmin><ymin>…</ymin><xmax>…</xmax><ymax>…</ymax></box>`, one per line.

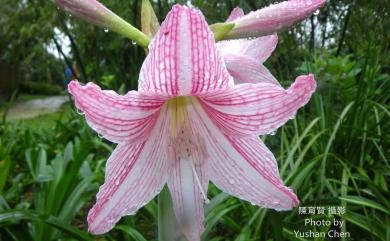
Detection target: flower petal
<box><xmin>226</xmin><ymin>7</ymin><xmax>244</xmax><ymax>22</ymax></box>
<box><xmin>53</xmin><ymin>0</ymin><xmax>118</xmax><ymax>28</ymax></box>
<box><xmin>187</xmin><ymin>98</ymin><xmax>298</xmax><ymax>210</ymax></box>
<box><xmin>138</xmin><ymin>4</ymin><xmax>233</xmax><ymax>97</ymax></box>
<box><xmin>87</xmin><ymin>104</ymin><xmax>170</xmax><ymax>234</ymax></box>
<box><xmin>68</xmin><ymin>81</ymin><xmax>165</xmax><ymax>143</ymax></box>
<box><xmin>226</xmin><ymin>0</ymin><xmax>326</xmax><ymax>39</ymax></box>
<box><xmin>219</xmin><ymin>35</ymin><xmax>278</xmax><ymax>63</ymax></box>
<box><xmin>200</xmin><ymin>75</ymin><xmax>316</xmax><ymax>136</ymax></box>
<box><xmin>223</xmin><ymin>53</ymin><xmax>279</xmax><ymax>85</ymax></box>
<box><xmin>222</xmin><ymin>8</ymin><xmax>278</xmax><ymax>62</ymax></box>
<box><xmin>167</xmin><ymin>157</ymin><xmax>208</xmax><ymax>241</ymax></box>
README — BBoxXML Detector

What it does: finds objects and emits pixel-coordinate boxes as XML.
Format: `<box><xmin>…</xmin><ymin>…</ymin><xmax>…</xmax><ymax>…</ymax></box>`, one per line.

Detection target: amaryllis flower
<box><xmin>69</xmin><ymin>4</ymin><xmax>317</xmax><ymax>241</ymax></box>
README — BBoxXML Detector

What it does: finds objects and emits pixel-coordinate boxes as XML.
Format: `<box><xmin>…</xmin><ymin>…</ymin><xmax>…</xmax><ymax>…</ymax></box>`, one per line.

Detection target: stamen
<box><xmin>189</xmin><ymin>158</ymin><xmax>210</xmax><ymax>204</ymax></box>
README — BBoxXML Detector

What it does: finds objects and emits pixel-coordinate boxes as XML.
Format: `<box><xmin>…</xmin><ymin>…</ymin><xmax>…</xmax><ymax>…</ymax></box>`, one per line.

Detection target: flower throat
<box><xmin>168</xmin><ymin>97</ymin><xmax>209</xmax><ymax>203</ymax></box>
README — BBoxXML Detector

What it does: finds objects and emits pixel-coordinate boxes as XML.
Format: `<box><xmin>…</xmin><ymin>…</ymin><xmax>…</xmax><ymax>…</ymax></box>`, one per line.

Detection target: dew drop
<box><xmin>128</xmin><ymin>206</ymin><xmax>137</xmax><ymax>214</ymax></box>
<box><xmin>314</xmin><ymin>9</ymin><xmax>320</xmax><ymax>15</ymax></box>
<box><xmin>76</xmin><ymin>109</ymin><xmax>84</xmax><ymax>115</ymax></box>
<box><xmin>269</xmin><ymin>131</ymin><xmax>276</xmax><ymax>136</ymax></box>
<box><xmin>131</xmin><ymin>40</ymin><xmax>137</xmax><ymax>46</ymax></box>
<box><xmin>104</xmin><ymin>28</ymin><xmax>109</xmax><ymax>33</ymax></box>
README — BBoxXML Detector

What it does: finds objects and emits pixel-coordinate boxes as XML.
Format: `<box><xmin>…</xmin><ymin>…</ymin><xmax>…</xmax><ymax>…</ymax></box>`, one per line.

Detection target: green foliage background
<box><xmin>0</xmin><ymin>0</ymin><xmax>389</xmax><ymax>240</ymax></box>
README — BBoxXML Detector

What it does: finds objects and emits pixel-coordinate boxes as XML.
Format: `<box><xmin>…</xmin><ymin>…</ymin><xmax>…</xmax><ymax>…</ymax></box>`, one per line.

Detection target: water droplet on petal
<box><xmin>128</xmin><ymin>206</ymin><xmax>137</xmax><ymax>214</ymax></box>
<box><xmin>76</xmin><ymin>109</ymin><xmax>84</xmax><ymax>115</ymax></box>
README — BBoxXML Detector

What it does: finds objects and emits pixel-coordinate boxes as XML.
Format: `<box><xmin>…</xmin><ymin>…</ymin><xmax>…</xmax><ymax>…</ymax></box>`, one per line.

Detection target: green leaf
<box><xmin>0</xmin><ymin>158</ymin><xmax>10</xmax><ymax>194</ymax></box>
<box><xmin>343</xmin><ymin>211</ymin><xmax>386</xmax><ymax>240</ymax></box>
<box><xmin>0</xmin><ymin>210</ymin><xmax>93</xmax><ymax>241</ymax></box>
<box><xmin>205</xmin><ymin>192</ymin><xmax>230</xmax><ymax>215</ymax></box>
<box><xmin>116</xmin><ymin>225</ymin><xmax>148</xmax><ymax>241</ymax></box>
<box><xmin>339</xmin><ymin>195</ymin><xmax>390</xmax><ymax>214</ymax></box>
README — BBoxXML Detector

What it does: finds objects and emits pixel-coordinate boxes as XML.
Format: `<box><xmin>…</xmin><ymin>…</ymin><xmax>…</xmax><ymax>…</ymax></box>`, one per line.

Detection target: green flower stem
<box><xmin>106</xmin><ymin>15</ymin><xmax>151</xmax><ymax>48</ymax></box>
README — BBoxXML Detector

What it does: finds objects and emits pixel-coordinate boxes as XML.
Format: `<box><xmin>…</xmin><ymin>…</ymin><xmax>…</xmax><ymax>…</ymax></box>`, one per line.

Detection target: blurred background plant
<box><xmin>0</xmin><ymin>0</ymin><xmax>389</xmax><ymax>240</ymax></box>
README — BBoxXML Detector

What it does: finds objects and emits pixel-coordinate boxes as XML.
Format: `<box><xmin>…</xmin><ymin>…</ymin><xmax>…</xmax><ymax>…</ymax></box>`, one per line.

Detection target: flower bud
<box><xmin>53</xmin><ymin>0</ymin><xmax>150</xmax><ymax>47</ymax></box>
<box><xmin>225</xmin><ymin>0</ymin><xmax>326</xmax><ymax>39</ymax></box>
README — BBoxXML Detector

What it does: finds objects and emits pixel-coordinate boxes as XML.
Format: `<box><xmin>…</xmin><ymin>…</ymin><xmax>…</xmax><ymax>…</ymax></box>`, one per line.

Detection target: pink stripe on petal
<box><xmin>187</xmin><ymin>98</ymin><xmax>298</xmax><ymax>210</ymax></box>
<box><xmin>245</xmin><ymin>35</ymin><xmax>278</xmax><ymax>62</ymax></box>
<box><xmin>223</xmin><ymin>53</ymin><xmax>280</xmax><ymax>85</ymax></box>
<box><xmin>217</xmin><ymin>35</ymin><xmax>278</xmax><ymax>85</ymax></box>
<box><xmin>227</xmin><ymin>0</ymin><xmax>326</xmax><ymax>39</ymax></box>
<box><xmin>219</xmin><ymin>34</ymin><xmax>278</xmax><ymax>63</ymax></box>
<box><xmin>87</xmin><ymin>104</ymin><xmax>170</xmax><ymax>234</ymax></box>
<box><xmin>139</xmin><ymin>5</ymin><xmax>233</xmax><ymax>97</ymax></box>
<box><xmin>226</xmin><ymin>7</ymin><xmax>245</xmax><ymax>22</ymax></box>
<box><xmin>167</xmin><ymin>158</ymin><xmax>208</xmax><ymax>241</ymax></box>
<box><xmin>53</xmin><ymin>0</ymin><xmax>115</xmax><ymax>27</ymax></box>
<box><xmin>200</xmin><ymin>75</ymin><xmax>316</xmax><ymax>136</ymax></box>
<box><xmin>68</xmin><ymin>81</ymin><xmax>165</xmax><ymax>143</ymax></box>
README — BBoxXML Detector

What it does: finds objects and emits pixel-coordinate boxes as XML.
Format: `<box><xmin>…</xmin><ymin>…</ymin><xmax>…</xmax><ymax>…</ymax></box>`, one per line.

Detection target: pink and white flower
<box><xmin>67</xmin><ymin>2</ymin><xmax>323</xmax><ymax>241</ymax></box>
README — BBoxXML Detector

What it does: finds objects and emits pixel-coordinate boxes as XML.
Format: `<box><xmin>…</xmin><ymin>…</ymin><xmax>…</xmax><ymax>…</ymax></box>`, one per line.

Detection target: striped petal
<box><xmin>219</xmin><ymin>9</ymin><xmax>279</xmax><ymax>85</ymax></box>
<box><xmin>68</xmin><ymin>81</ymin><xmax>165</xmax><ymax>143</ymax></box>
<box><xmin>200</xmin><ymin>74</ymin><xmax>316</xmax><ymax>136</ymax></box>
<box><xmin>167</xmin><ymin>157</ymin><xmax>208</xmax><ymax>241</ymax></box>
<box><xmin>87</xmin><ymin>104</ymin><xmax>170</xmax><ymax>234</ymax></box>
<box><xmin>138</xmin><ymin>4</ymin><xmax>233</xmax><ymax>97</ymax></box>
<box><xmin>188</xmin><ymin>98</ymin><xmax>298</xmax><ymax>210</ymax></box>
<box><xmin>226</xmin><ymin>7</ymin><xmax>244</xmax><ymax>22</ymax></box>
<box><xmin>226</xmin><ymin>0</ymin><xmax>326</xmax><ymax>39</ymax></box>
<box><xmin>223</xmin><ymin>53</ymin><xmax>279</xmax><ymax>85</ymax></box>
<box><xmin>219</xmin><ymin>35</ymin><xmax>278</xmax><ymax>64</ymax></box>
<box><xmin>53</xmin><ymin>0</ymin><xmax>119</xmax><ymax>28</ymax></box>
